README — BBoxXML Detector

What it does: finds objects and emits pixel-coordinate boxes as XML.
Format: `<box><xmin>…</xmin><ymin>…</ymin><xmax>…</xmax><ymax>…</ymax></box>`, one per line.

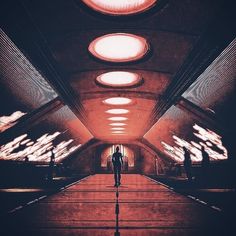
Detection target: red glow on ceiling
<box><xmin>109</xmin><ymin>122</ymin><xmax>127</xmax><ymax>126</ymax></box>
<box><xmin>108</xmin><ymin>117</ymin><xmax>128</xmax><ymax>121</ymax></box>
<box><xmin>88</xmin><ymin>33</ymin><xmax>149</xmax><ymax>62</ymax></box>
<box><xmin>106</xmin><ymin>109</ymin><xmax>129</xmax><ymax>114</ymax></box>
<box><xmin>82</xmin><ymin>0</ymin><xmax>157</xmax><ymax>15</ymax></box>
<box><xmin>103</xmin><ymin>97</ymin><xmax>132</xmax><ymax>105</ymax></box>
<box><xmin>96</xmin><ymin>71</ymin><xmax>142</xmax><ymax>87</ymax></box>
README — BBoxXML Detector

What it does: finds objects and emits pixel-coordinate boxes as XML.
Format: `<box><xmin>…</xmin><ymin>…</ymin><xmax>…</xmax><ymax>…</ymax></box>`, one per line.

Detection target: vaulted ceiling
<box><xmin>0</xmin><ymin>0</ymin><xmax>235</xmax><ymax>162</ymax></box>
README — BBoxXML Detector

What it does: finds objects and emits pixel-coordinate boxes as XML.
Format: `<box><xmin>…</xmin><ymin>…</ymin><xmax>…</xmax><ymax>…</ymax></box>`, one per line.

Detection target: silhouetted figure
<box><xmin>48</xmin><ymin>149</ymin><xmax>55</xmax><ymax>181</ymax></box>
<box><xmin>112</xmin><ymin>146</ymin><xmax>123</xmax><ymax>187</ymax></box>
<box><xmin>183</xmin><ymin>147</ymin><xmax>193</xmax><ymax>182</ymax></box>
<box><xmin>24</xmin><ymin>156</ymin><xmax>29</xmax><ymax>162</ymax></box>
<box><xmin>201</xmin><ymin>146</ymin><xmax>210</xmax><ymax>178</ymax></box>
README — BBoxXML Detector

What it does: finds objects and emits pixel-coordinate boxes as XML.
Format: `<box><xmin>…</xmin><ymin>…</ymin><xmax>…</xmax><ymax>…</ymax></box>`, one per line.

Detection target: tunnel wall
<box><xmin>65</xmin><ymin>142</ymin><xmax>174</xmax><ymax>176</ymax></box>
<box><xmin>65</xmin><ymin>146</ymin><xmax>96</xmax><ymax>175</ymax></box>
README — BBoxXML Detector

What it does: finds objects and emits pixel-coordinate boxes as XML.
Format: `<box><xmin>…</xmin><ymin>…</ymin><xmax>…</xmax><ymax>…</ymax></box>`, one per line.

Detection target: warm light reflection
<box><xmin>89</xmin><ymin>33</ymin><xmax>149</xmax><ymax>62</ymax></box>
<box><xmin>111</xmin><ymin>127</ymin><xmax>125</xmax><ymax>130</ymax></box>
<box><xmin>0</xmin><ymin>111</ymin><xmax>26</xmax><ymax>132</ymax></box>
<box><xmin>161</xmin><ymin>124</ymin><xmax>227</xmax><ymax>162</ymax></box>
<box><xmin>109</xmin><ymin>122</ymin><xmax>127</xmax><ymax>126</ymax></box>
<box><xmin>103</xmin><ymin>97</ymin><xmax>132</xmax><ymax>105</ymax></box>
<box><xmin>106</xmin><ymin>109</ymin><xmax>129</xmax><ymax>114</ymax></box>
<box><xmin>82</xmin><ymin>0</ymin><xmax>157</xmax><ymax>15</ymax></box>
<box><xmin>108</xmin><ymin>117</ymin><xmax>128</xmax><ymax>121</ymax></box>
<box><xmin>0</xmin><ymin>131</ymin><xmax>81</xmax><ymax>163</ymax></box>
<box><xmin>96</xmin><ymin>71</ymin><xmax>142</xmax><ymax>87</ymax></box>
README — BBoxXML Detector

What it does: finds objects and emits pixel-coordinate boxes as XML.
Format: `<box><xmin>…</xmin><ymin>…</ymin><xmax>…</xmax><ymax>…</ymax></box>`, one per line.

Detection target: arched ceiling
<box><xmin>0</xmin><ymin>0</ymin><xmax>235</xmax><ymax>162</ymax></box>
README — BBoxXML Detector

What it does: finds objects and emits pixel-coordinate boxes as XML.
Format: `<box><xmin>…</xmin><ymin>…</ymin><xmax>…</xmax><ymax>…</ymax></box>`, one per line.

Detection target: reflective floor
<box><xmin>1</xmin><ymin>174</ymin><xmax>227</xmax><ymax>235</ymax></box>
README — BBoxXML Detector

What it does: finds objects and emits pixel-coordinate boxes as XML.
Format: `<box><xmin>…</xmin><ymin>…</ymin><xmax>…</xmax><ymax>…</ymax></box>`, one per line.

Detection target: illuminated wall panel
<box><xmin>0</xmin><ymin>132</ymin><xmax>81</xmax><ymax>163</ymax></box>
<box><xmin>0</xmin><ymin>105</ymin><xmax>92</xmax><ymax>163</ymax></box>
<box><xmin>144</xmin><ymin>106</ymin><xmax>227</xmax><ymax>163</ymax></box>
<box><xmin>0</xmin><ymin>111</ymin><xmax>26</xmax><ymax>133</ymax></box>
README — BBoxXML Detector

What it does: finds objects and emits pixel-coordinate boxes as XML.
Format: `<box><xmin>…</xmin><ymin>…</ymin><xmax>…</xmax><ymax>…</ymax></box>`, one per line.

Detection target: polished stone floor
<box><xmin>1</xmin><ymin>174</ymin><xmax>226</xmax><ymax>235</ymax></box>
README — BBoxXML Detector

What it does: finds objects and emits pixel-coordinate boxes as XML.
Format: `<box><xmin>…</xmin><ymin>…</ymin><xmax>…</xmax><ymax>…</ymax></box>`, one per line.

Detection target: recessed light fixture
<box><xmin>96</xmin><ymin>71</ymin><xmax>142</xmax><ymax>88</ymax></box>
<box><xmin>106</xmin><ymin>109</ymin><xmax>129</xmax><ymax>114</ymax></box>
<box><xmin>82</xmin><ymin>0</ymin><xmax>157</xmax><ymax>16</ymax></box>
<box><xmin>111</xmin><ymin>127</ymin><xmax>125</xmax><ymax>130</ymax></box>
<box><xmin>108</xmin><ymin>117</ymin><xmax>128</xmax><ymax>121</ymax></box>
<box><xmin>111</xmin><ymin>133</ymin><xmax>126</xmax><ymax>135</ymax></box>
<box><xmin>109</xmin><ymin>123</ymin><xmax>127</xmax><ymax>126</ymax></box>
<box><xmin>112</xmin><ymin>131</ymin><xmax>125</xmax><ymax>134</ymax></box>
<box><xmin>89</xmin><ymin>33</ymin><xmax>149</xmax><ymax>63</ymax></box>
<box><xmin>103</xmin><ymin>97</ymin><xmax>132</xmax><ymax>105</ymax></box>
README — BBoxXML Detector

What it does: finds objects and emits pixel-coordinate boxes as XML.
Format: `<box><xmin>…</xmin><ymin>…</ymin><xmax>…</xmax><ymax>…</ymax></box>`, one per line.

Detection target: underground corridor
<box><xmin>0</xmin><ymin>0</ymin><xmax>236</xmax><ymax>235</ymax></box>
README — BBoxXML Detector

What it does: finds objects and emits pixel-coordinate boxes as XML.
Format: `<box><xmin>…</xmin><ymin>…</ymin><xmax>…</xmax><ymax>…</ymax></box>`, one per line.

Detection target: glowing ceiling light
<box><xmin>106</xmin><ymin>109</ymin><xmax>129</xmax><ymax>114</ymax></box>
<box><xmin>112</xmin><ymin>131</ymin><xmax>125</xmax><ymax>134</ymax></box>
<box><xmin>109</xmin><ymin>123</ymin><xmax>127</xmax><ymax>126</ymax></box>
<box><xmin>108</xmin><ymin>117</ymin><xmax>128</xmax><ymax>121</ymax></box>
<box><xmin>89</xmin><ymin>33</ymin><xmax>149</xmax><ymax>62</ymax></box>
<box><xmin>103</xmin><ymin>97</ymin><xmax>132</xmax><ymax>105</ymax></box>
<box><xmin>111</xmin><ymin>127</ymin><xmax>125</xmax><ymax>130</ymax></box>
<box><xmin>96</xmin><ymin>71</ymin><xmax>142</xmax><ymax>87</ymax></box>
<box><xmin>82</xmin><ymin>0</ymin><xmax>157</xmax><ymax>15</ymax></box>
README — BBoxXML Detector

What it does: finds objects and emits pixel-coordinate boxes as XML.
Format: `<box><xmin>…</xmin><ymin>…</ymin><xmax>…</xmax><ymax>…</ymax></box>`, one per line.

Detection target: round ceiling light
<box><xmin>112</xmin><ymin>131</ymin><xmax>125</xmax><ymax>134</ymax></box>
<box><xmin>109</xmin><ymin>123</ymin><xmax>127</xmax><ymax>126</ymax></box>
<box><xmin>103</xmin><ymin>97</ymin><xmax>132</xmax><ymax>105</ymax></box>
<box><xmin>88</xmin><ymin>33</ymin><xmax>149</xmax><ymax>63</ymax></box>
<box><xmin>82</xmin><ymin>0</ymin><xmax>157</xmax><ymax>15</ymax></box>
<box><xmin>96</xmin><ymin>71</ymin><xmax>142</xmax><ymax>88</ymax></box>
<box><xmin>108</xmin><ymin>117</ymin><xmax>128</xmax><ymax>121</ymax></box>
<box><xmin>111</xmin><ymin>127</ymin><xmax>125</xmax><ymax>130</ymax></box>
<box><xmin>106</xmin><ymin>109</ymin><xmax>129</xmax><ymax>114</ymax></box>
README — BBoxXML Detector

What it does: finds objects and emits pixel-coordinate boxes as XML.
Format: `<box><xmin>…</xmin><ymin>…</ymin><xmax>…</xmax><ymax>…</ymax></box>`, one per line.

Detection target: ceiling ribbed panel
<box><xmin>183</xmin><ymin>38</ymin><xmax>236</xmax><ymax>111</ymax></box>
<box><xmin>0</xmin><ymin>29</ymin><xmax>57</xmax><ymax>110</ymax></box>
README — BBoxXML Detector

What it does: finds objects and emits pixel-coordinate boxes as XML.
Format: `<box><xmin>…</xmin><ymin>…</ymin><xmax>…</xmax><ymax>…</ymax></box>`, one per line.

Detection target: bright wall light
<box><xmin>108</xmin><ymin>117</ymin><xmax>128</xmax><ymax>121</ymax></box>
<box><xmin>106</xmin><ymin>109</ymin><xmax>129</xmax><ymax>114</ymax></box>
<box><xmin>89</xmin><ymin>33</ymin><xmax>149</xmax><ymax>62</ymax></box>
<box><xmin>96</xmin><ymin>71</ymin><xmax>142</xmax><ymax>87</ymax></box>
<box><xmin>109</xmin><ymin>123</ymin><xmax>127</xmax><ymax>126</ymax></box>
<box><xmin>103</xmin><ymin>97</ymin><xmax>132</xmax><ymax>105</ymax></box>
<box><xmin>82</xmin><ymin>0</ymin><xmax>157</xmax><ymax>15</ymax></box>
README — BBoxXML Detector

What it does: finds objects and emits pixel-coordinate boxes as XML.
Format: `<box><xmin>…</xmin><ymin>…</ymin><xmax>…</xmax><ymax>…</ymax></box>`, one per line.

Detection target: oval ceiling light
<box><xmin>112</xmin><ymin>131</ymin><xmax>125</xmax><ymax>134</ymax></box>
<box><xmin>111</xmin><ymin>127</ymin><xmax>125</xmax><ymax>130</ymax></box>
<box><xmin>103</xmin><ymin>97</ymin><xmax>132</xmax><ymax>105</ymax></box>
<box><xmin>89</xmin><ymin>33</ymin><xmax>149</xmax><ymax>63</ymax></box>
<box><xmin>96</xmin><ymin>71</ymin><xmax>142</xmax><ymax>88</ymax></box>
<box><xmin>82</xmin><ymin>0</ymin><xmax>157</xmax><ymax>16</ymax></box>
<box><xmin>106</xmin><ymin>109</ymin><xmax>129</xmax><ymax>114</ymax></box>
<box><xmin>108</xmin><ymin>117</ymin><xmax>128</xmax><ymax>121</ymax></box>
<box><xmin>109</xmin><ymin>123</ymin><xmax>127</xmax><ymax>126</ymax></box>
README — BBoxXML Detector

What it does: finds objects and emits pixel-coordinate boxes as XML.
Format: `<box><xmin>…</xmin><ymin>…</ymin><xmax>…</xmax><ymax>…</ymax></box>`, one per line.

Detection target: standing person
<box><xmin>112</xmin><ymin>146</ymin><xmax>123</xmax><ymax>187</ymax></box>
<box><xmin>183</xmin><ymin>147</ymin><xmax>193</xmax><ymax>182</ymax></box>
<box><xmin>48</xmin><ymin>148</ymin><xmax>55</xmax><ymax>181</ymax></box>
<box><xmin>201</xmin><ymin>146</ymin><xmax>210</xmax><ymax>177</ymax></box>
